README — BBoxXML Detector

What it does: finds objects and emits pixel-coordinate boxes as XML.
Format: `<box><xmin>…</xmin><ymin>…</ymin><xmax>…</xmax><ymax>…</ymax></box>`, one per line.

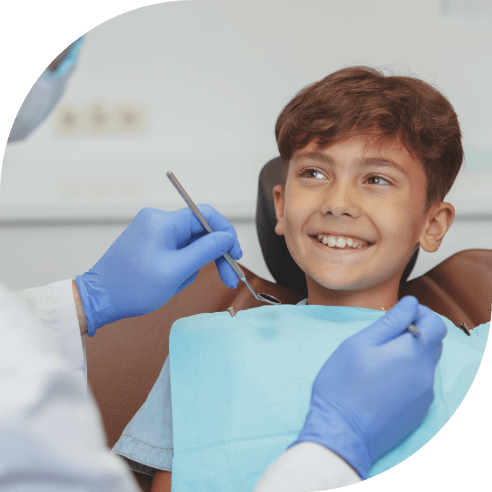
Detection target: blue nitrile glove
<box><xmin>292</xmin><ymin>296</ymin><xmax>447</xmax><ymax>479</ymax></box>
<box><xmin>75</xmin><ymin>205</ymin><xmax>242</xmax><ymax>336</ymax></box>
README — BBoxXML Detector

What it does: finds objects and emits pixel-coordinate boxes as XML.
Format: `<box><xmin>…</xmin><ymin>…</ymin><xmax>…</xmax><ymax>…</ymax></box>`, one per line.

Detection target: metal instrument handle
<box><xmin>166</xmin><ymin>171</ymin><xmax>246</xmax><ymax>281</ymax></box>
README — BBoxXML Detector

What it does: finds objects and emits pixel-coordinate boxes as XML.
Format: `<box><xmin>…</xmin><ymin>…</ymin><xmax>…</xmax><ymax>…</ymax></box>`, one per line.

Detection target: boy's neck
<box><xmin>307</xmin><ymin>284</ymin><xmax>398</xmax><ymax>311</ymax></box>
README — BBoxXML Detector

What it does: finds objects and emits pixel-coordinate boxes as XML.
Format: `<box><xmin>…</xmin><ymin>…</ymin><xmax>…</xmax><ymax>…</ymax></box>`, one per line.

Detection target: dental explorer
<box><xmin>166</xmin><ymin>171</ymin><xmax>281</xmax><ymax>306</ymax></box>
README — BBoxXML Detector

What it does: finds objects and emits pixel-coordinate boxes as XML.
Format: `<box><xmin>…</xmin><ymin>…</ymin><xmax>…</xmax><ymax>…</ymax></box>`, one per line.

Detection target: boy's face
<box><xmin>273</xmin><ymin>135</ymin><xmax>454</xmax><ymax>307</ymax></box>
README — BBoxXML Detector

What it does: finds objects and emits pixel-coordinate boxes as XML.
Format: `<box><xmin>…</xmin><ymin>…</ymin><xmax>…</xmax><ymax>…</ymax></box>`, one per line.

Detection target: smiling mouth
<box><xmin>309</xmin><ymin>236</ymin><xmax>374</xmax><ymax>253</ymax></box>
<box><xmin>310</xmin><ymin>234</ymin><xmax>373</xmax><ymax>250</ymax></box>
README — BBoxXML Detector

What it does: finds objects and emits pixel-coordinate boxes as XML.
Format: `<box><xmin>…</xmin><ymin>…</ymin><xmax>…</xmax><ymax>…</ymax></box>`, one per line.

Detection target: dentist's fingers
<box><xmin>359</xmin><ymin>296</ymin><xmax>419</xmax><ymax>344</ymax></box>
<box><xmin>191</xmin><ymin>204</ymin><xmax>243</xmax><ymax>261</ymax></box>
<box><xmin>414</xmin><ymin>304</ymin><xmax>448</xmax><ymax>346</ymax></box>
<box><xmin>405</xmin><ymin>305</ymin><xmax>447</xmax><ymax>366</ymax></box>
<box><xmin>215</xmin><ymin>256</ymin><xmax>239</xmax><ymax>289</ymax></box>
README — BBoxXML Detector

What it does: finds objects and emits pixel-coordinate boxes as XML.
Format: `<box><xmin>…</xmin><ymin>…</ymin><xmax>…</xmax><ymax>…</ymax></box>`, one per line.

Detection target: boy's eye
<box><xmin>366</xmin><ymin>174</ymin><xmax>391</xmax><ymax>186</ymax></box>
<box><xmin>299</xmin><ymin>169</ymin><xmax>321</xmax><ymax>178</ymax></box>
<box><xmin>299</xmin><ymin>168</ymin><xmax>391</xmax><ymax>186</ymax></box>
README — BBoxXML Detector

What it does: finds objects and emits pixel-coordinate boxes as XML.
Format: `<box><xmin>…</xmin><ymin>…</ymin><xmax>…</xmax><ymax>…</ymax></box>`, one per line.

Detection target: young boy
<box><xmin>113</xmin><ymin>67</ymin><xmax>489</xmax><ymax>491</ymax></box>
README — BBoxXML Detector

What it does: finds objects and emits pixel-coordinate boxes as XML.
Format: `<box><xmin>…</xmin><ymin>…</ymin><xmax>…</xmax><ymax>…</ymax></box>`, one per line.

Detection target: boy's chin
<box><xmin>307</xmin><ymin>274</ymin><xmax>371</xmax><ymax>292</ymax></box>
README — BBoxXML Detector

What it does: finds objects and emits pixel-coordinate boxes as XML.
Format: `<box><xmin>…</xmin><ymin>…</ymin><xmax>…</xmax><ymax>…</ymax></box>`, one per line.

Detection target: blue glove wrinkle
<box><xmin>75</xmin><ymin>272</ymin><xmax>113</xmax><ymax>337</ymax></box>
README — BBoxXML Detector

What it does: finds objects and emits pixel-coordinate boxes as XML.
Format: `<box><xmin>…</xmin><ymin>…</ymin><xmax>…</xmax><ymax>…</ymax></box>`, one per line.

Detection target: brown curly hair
<box><xmin>275</xmin><ymin>66</ymin><xmax>463</xmax><ymax>206</ymax></box>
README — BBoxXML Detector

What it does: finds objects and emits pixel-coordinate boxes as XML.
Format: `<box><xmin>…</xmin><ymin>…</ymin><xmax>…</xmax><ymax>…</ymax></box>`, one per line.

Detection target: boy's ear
<box><xmin>419</xmin><ymin>202</ymin><xmax>455</xmax><ymax>253</ymax></box>
<box><xmin>272</xmin><ymin>184</ymin><xmax>285</xmax><ymax>236</ymax></box>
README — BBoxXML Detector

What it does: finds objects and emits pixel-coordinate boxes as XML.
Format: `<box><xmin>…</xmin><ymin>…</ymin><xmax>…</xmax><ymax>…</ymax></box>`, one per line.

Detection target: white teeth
<box><xmin>336</xmin><ymin>237</ymin><xmax>346</xmax><ymax>248</ymax></box>
<box><xmin>316</xmin><ymin>234</ymin><xmax>368</xmax><ymax>249</ymax></box>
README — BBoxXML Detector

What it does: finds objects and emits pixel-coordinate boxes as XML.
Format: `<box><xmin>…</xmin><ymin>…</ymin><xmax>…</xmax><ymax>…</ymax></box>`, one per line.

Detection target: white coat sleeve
<box><xmin>1</xmin><ymin>282</ymin><xmax>140</xmax><ymax>492</ymax></box>
<box><xmin>253</xmin><ymin>442</ymin><xmax>361</xmax><ymax>492</ymax></box>
<box><xmin>13</xmin><ymin>279</ymin><xmax>87</xmax><ymax>388</ymax></box>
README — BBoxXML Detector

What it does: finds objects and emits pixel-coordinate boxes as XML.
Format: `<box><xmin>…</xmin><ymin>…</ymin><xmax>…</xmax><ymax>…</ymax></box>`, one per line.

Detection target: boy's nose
<box><xmin>320</xmin><ymin>182</ymin><xmax>360</xmax><ymax>218</ymax></box>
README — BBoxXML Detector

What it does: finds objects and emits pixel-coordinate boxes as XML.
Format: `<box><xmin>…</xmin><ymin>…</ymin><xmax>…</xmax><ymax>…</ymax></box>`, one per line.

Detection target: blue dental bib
<box><xmin>169</xmin><ymin>305</ymin><xmax>488</xmax><ymax>491</ymax></box>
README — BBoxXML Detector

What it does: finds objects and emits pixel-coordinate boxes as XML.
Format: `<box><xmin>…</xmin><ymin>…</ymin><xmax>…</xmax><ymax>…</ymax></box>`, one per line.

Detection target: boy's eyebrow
<box><xmin>295</xmin><ymin>152</ymin><xmax>407</xmax><ymax>175</ymax></box>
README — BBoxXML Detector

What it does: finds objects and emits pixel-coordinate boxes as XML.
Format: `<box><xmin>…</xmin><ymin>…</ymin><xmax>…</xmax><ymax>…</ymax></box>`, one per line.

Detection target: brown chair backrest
<box><xmin>399</xmin><ymin>249</ymin><xmax>492</xmax><ymax>328</ymax></box>
<box><xmin>86</xmin><ymin>249</ymin><xmax>491</xmax><ymax>491</ymax></box>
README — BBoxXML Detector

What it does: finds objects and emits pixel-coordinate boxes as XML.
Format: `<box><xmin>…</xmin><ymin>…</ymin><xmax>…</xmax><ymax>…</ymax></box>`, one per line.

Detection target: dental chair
<box><xmin>86</xmin><ymin>157</ymin><xmax>492</xmax><ymax>492</ymax></box>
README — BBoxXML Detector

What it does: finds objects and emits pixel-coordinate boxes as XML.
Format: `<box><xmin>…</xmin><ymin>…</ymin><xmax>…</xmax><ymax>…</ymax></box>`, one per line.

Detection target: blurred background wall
<box><xmin>1</xmin><ymin>0</ymin><xmax>491</xmax><ymax>291</ymax></box>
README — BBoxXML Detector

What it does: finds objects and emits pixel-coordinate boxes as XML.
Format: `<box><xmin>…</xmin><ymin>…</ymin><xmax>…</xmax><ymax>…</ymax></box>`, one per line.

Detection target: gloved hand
<box><xmin>75</xmin><ymin>205</ymin><xmax>242</xmax><ymax>336</ymax></box>
<box><xmin>292</xmin><ymin>296</ymin><xmax>447</xmax><ymax>479</ymax></box>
